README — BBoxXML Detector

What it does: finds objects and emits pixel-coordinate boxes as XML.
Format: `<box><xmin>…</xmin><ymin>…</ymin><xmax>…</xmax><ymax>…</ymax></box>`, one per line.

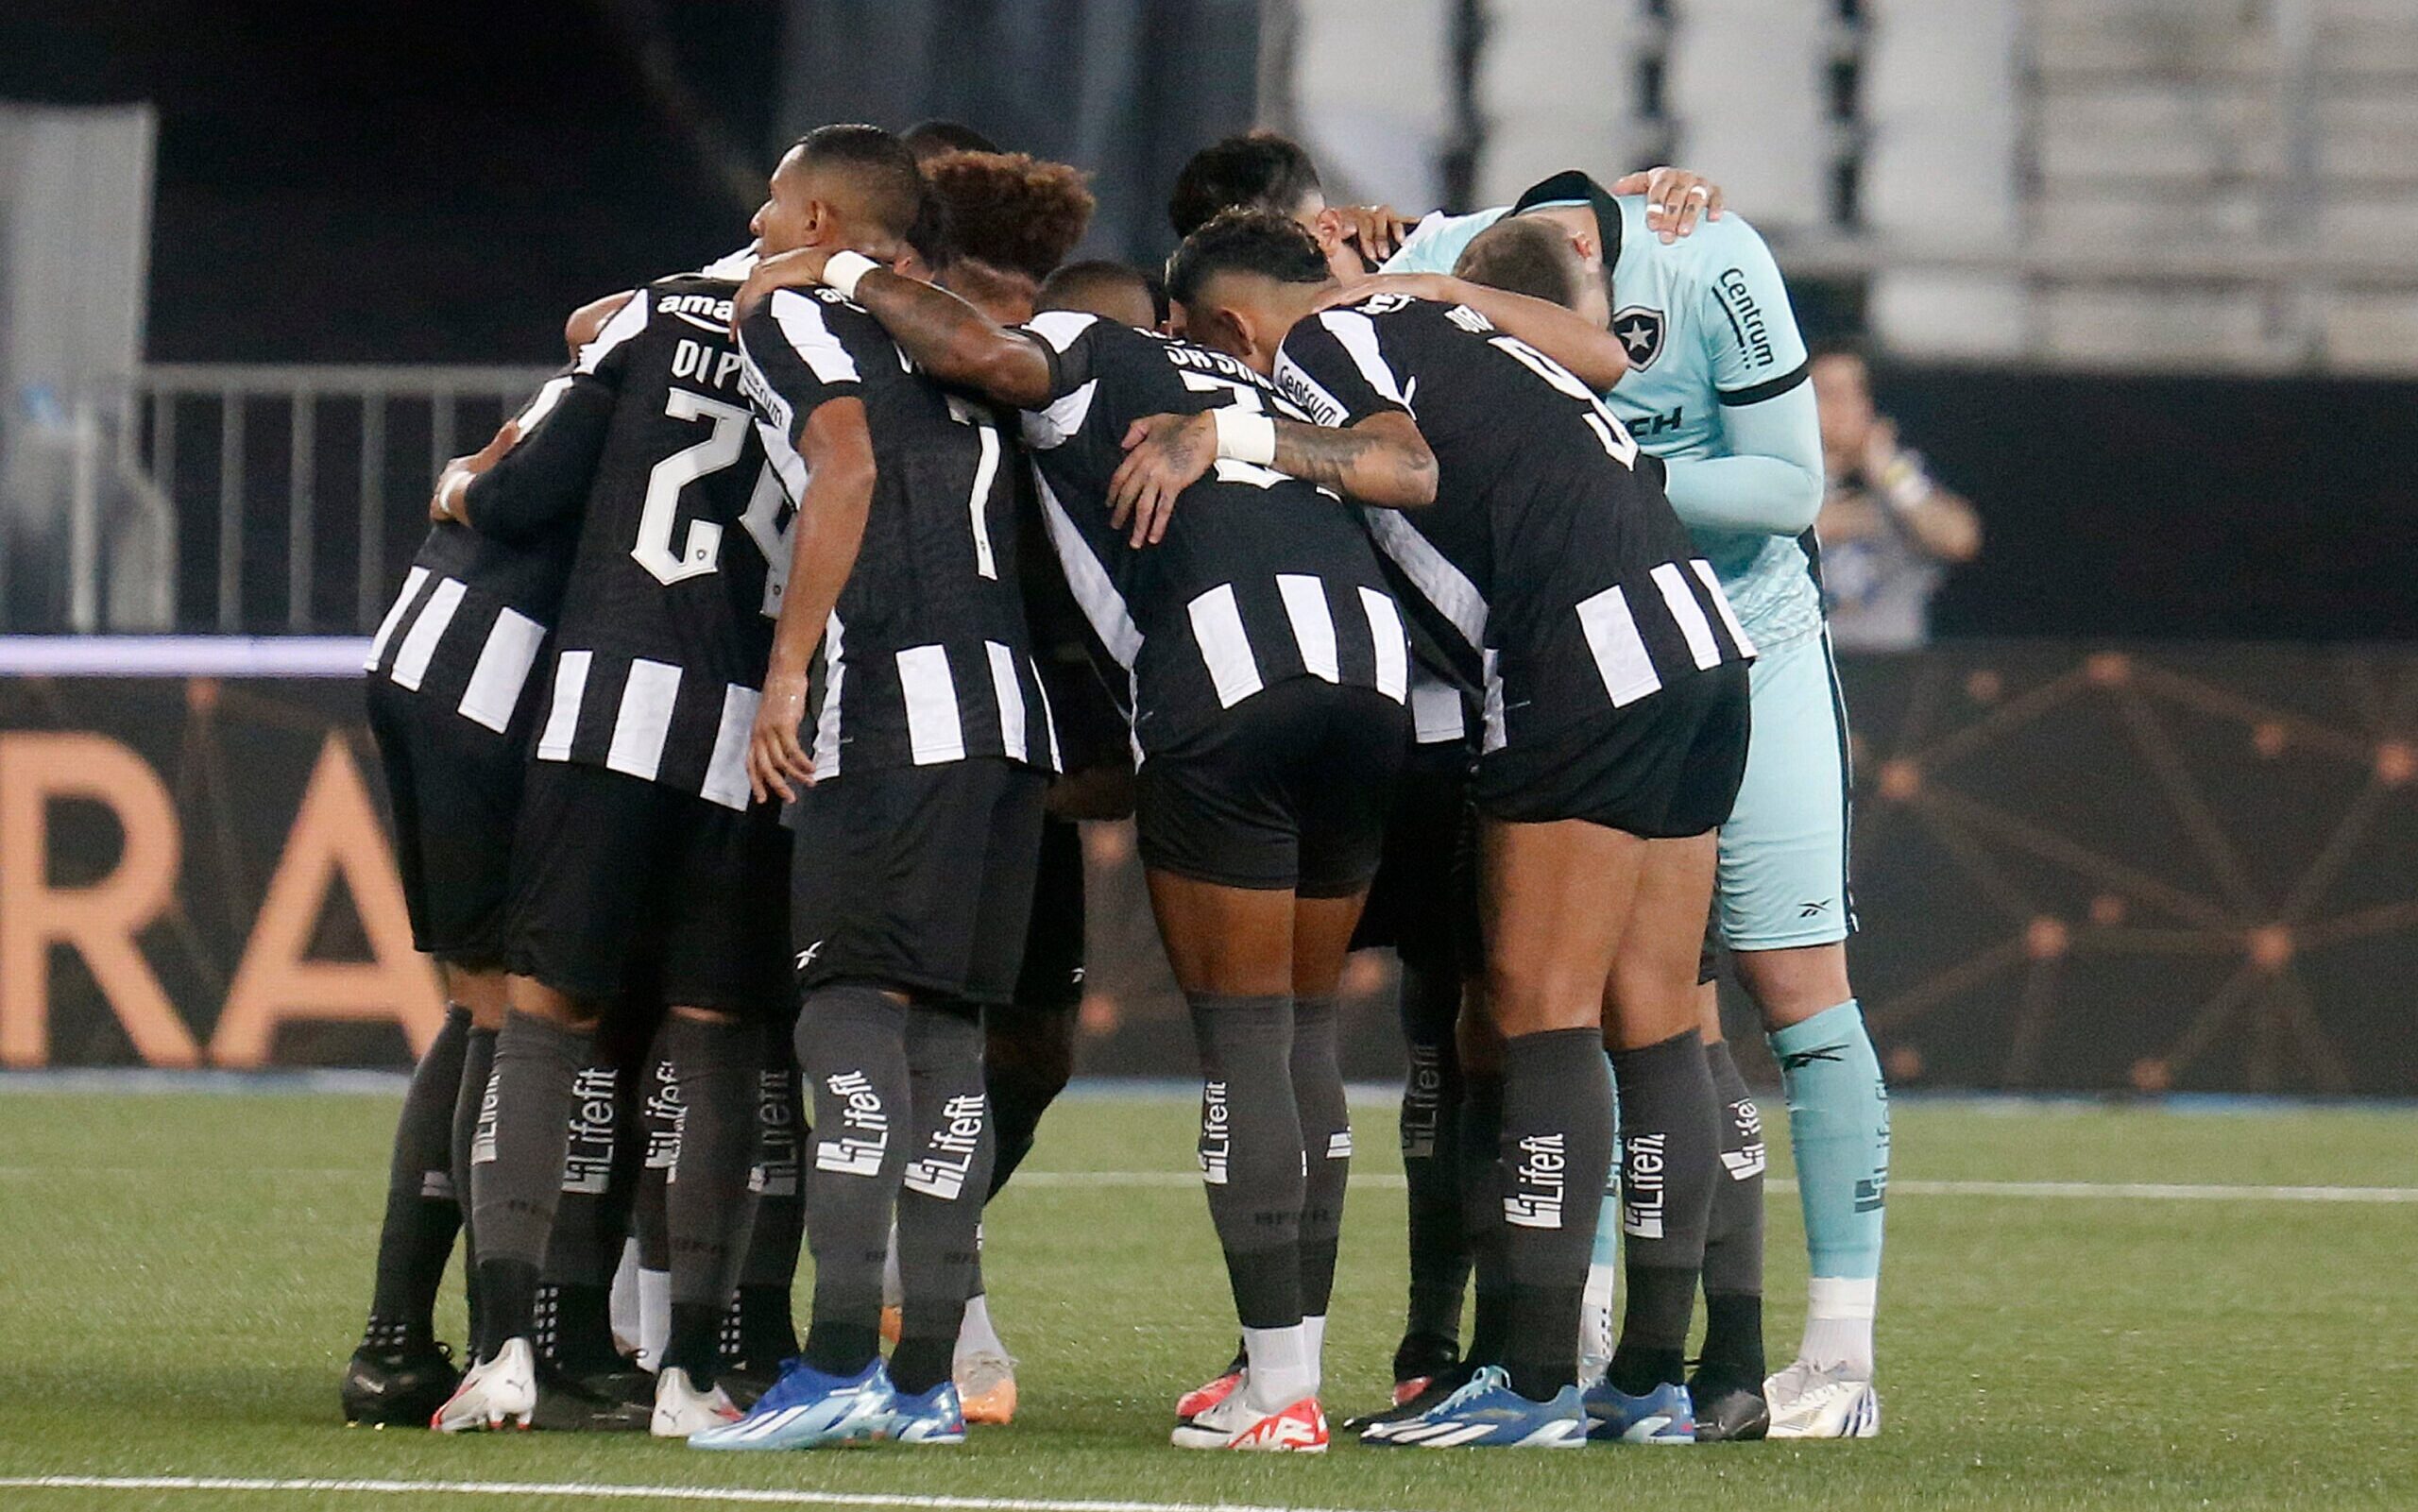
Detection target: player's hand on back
<box><xmin>1317</xmin><ymin>204</ymin><xmax>1415</xmax><ymax>268</ymax></box>
<box><xmin>429</xmin><ymin>420</ymin><xmax>520</xmax><ymax>525</ymax></box>
<box><xmin>1610</xmin><ymin>166</ymin><xmax>1725</xmax><ymax>243</ymax></box>
<box><xmin>1110</xmin><ymin>412</ymin><xmax>1218</xmax><ymax>548</ymax></box>
<box><xmin>1320</xmin><ymin>272</ymin><xmax>1450</xmax><ymax>310</ymax></box>
<box><xmin>733</xmin><ymin>246</ymin><xmax>835</xmax><ymax>329</ymax></box>
<box><xmin>745</xmin><ymin>666</ymin><xmax>816</xmax><ymax>804</ymax></box>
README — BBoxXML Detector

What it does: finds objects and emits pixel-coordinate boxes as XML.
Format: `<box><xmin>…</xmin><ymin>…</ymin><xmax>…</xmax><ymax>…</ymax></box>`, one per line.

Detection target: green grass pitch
<box><xmin>0</xmin><ymin>1087</ymin><xmax>2411</xmax><ymax>1510</ymax></box>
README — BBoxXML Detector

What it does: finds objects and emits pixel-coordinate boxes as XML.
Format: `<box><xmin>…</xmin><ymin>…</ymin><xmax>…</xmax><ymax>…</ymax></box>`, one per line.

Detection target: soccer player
<box><xmin>1139</xmin><ymin>212</ymin><xmax>1752</xmax><ymax>1447</ymax></box>
<box><xmin>345</xmin><ymin>391</ymin><xmax>580</xmax><ymax>1427</ymax></box>
<box><xmin>1389</xmin><ymin>172</ymin><xmax>1887</xmax><ymax>1439</ymax></box>
<box><xmin>428</xmin><ymin>246</ymin><xmax>792</xmax><ymax>1437</ymax></box>
<box><xmin>736</xmin><ymin>207</ymin><xmax>1418</xmax><ymax>1453</ymax></box>
<box><xmin>885</xmin><ymin>147</ymin><xmax>1115</xmax><ymax>1427</ymax></box>
<box><xmin>1165</xmin><ymin>131</ymin><xmax>1728</xmax><ymax>1415</ymax></box>
<box><xmin>692</xmin><ymin>125</ymin><xmax>1057</xmax><ymax>1453</ymax></box>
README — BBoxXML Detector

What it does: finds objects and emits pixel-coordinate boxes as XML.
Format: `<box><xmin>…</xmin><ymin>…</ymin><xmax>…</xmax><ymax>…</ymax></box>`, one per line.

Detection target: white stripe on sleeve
<box><xmin>389</xmin><ymin>577</ymin><xmax>466</xmax><ymax>691</ymax></box>
<box><xmin>536</xmin><ymin>650</ymin><xmax>591</xmax><ymax>761</ymax></box>
<box><xmin>455</xmin><ymin>608</ymin><xmax>546</xmax><ymax>733</ymax></box>
<box><xmin>574</xmin><ymin>291</ymin><xmax>649</xmax><ymax>374</ymax></box>
<box><xmin>701</xmin><ymin>684</ymin><xmax>760</xmax><ymax>810</ymax></box>
<box><xmin>1187</xmin><ymin>583</ymin><xmax>1266</xmax><ymax>709</ymax></box>
<box><xmin>1652</xmin><ymin>562</ymin><xmax>1724</xmax><ymax>671</ymax></box>
<box><xmin>605</xmin><ymin>658</ymin><xmax>683</xmax><ymax>782</ymax></box>
<box><xmin>1278</xmin><ymin>574</ymin><xmax>1340</xmax><ymax>683</ymax></box>
<box><xmin>897</xmin><ymin>645</ymin><xmax>967</xmax><ymax>765</ymax></box>
<box><xmin>1481</xmin><ymin>648</ymin><xmax>1507</xmax><ymax>755</ymax></box>
<box><xmin>772</xmin><ymin>292</ymin><xmax>861</xmax><ymax>384</ymax></box>
<box><xmin>1319</xmin><ymin>310</ymin><xmax>1413</xmax><ymax>411</ymax></box>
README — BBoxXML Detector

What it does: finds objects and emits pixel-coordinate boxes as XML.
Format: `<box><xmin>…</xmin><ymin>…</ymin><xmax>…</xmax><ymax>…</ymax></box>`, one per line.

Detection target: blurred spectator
<box><xmin>1811</xmin><ymin>341</ymin><xmax>1981</xmax><ymax>650</ymax></box>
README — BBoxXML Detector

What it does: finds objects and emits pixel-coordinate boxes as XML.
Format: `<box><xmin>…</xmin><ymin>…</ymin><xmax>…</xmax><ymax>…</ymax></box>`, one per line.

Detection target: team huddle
<box><xmin>344</xmin><ymin>119</ymin><xmax>1891</xmax><ymax>1454</ymax></box>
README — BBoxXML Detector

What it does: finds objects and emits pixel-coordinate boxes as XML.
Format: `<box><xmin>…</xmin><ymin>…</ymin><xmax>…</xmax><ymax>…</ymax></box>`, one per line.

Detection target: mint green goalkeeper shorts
<box><xmin>1714</xmin><ymin>627</ymin><xmax>1855</xmax><ymax>952</ymax></box>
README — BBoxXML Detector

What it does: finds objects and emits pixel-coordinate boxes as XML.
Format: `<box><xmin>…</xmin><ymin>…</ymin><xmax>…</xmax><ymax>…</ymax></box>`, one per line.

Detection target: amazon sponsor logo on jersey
<box><xmin>658</xmin><ymin>291</ymin><xmax>737</xmax><ymax>333</ymax></box>
<box><xmin>1713</xmin><ymin>267</ymin><xmax>1774</xmax><ymax>367</ymax></box>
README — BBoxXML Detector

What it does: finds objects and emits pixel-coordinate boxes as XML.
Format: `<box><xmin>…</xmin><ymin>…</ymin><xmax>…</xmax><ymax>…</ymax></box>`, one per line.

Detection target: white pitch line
<box><xmin>0</xmin><ymin>1476</ymin><xmax>1382</xmax><ymax>1512</ymax></box>
<box><xmin>1007</xmin><ymin>1171</ymin><xmax>2418</xmax><ymax>1204</ymax></box>
<box><xmin>0</xmin><ymin>1167</ymin><xmax>2410</xmax><ymax>1203</ymax></box>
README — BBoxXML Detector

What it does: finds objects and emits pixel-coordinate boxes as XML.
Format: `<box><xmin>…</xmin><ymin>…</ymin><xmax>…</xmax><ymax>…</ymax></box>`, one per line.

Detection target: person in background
<box><xmin>1810</xmin><ymin>341</ymin><xmax>1981</xmax><ymax>653</ymax></box>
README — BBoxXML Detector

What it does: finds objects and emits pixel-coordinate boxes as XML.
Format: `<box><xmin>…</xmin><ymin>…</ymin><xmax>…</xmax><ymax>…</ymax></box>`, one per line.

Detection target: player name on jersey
<box><xmin>1015</xmin><ymin>309</ymin><xmax>1407</xmax><ymax>756</ymax></box>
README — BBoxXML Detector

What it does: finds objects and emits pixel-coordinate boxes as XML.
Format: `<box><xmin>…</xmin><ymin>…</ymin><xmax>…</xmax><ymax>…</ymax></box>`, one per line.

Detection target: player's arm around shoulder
<box><xmin>1660</xmin><ymin>212</ymin><xmax>1826</xmax><ymax>535</ymax></box>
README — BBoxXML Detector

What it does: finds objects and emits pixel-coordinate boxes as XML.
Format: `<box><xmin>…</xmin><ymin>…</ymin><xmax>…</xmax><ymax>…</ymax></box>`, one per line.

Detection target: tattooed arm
<box><xmin>1108</xmin><ymin>409</ymin><xmax>1437</xmax><ymax>545</ymax></box>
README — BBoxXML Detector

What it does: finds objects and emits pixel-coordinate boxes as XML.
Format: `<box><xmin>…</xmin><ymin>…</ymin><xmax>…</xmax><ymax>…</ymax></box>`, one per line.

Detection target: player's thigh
<box><xmin>1603</xmin><ymin>830</ymin><xmax>1721</xmax><ymax>1050</ymax></box>
<box><xmin>1715</xmin><ymin>631</ymin><xmax>1852</xmax><ymax>952</ymax></box>
<box><xmin>1144</xmin><ymin>869</ymin><xmax>1295</xmax><ymax>998</ymax></box>
<box><xmin>660</xmin><ymin>794</ymin><xmax>792</xmax><ymax>1020</ymax></box>
<box><xmin>505</xmin><ymin>761</ymin><xmax>675</xmax><ymax>1010</ymax></box>
<box><xmin>1477</xmin><ymin>814</ymin><xmax>1641</xmax><ymax>1036</ymax></box>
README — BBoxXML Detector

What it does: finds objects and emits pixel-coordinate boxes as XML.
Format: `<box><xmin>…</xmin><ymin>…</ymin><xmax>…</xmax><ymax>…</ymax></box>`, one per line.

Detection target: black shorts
<box><xmin>366</xmin><ymin>677</ymin><xmax>525</xmax><ymax>970</ymax></box>
<box><xmin>1011</xmin><ymin>813</ymin><xmax>1087</xmax><ymax>1011</ymax></box>
<box><xmin>1349</xmin><ymin>753</ymin><xmax>1477</xmax><ymax>974</ymax></box>
<box><xmin>792</xmin><ymin>757</ymin><xmax>1050</xmax><ymax>1007</ymax></box>
<box><xmin>505</xmin><ymin>761</ymin><xmax>791</xmax><ymax>1017</ymax></box>
<box><xmin>1474</xmin><ymin>660</ymin><xmax>1751</xmax><ymax>839</ymax></box>
<box><xmin>1135</xmin><ymin>677</ymin><xmax>1409</xmax><ymax>897</ymax></box>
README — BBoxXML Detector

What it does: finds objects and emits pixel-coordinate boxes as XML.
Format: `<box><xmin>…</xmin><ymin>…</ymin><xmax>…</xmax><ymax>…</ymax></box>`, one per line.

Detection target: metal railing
<box><xmin>131</xmin><ymin>365</ymin><xmax>555</xmax><ymax>633</ymax></box>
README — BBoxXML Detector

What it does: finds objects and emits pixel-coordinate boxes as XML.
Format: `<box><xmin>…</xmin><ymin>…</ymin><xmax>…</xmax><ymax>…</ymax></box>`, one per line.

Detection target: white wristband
<box><xmin>1212</xmin><ymin>407</ymin><xmax>1277</xmax><ymax>467</ymax></box>
<box><xmin>823</xmin><ymin>250</ymin><xmax>879</xmax><ymax>300</ymax></box>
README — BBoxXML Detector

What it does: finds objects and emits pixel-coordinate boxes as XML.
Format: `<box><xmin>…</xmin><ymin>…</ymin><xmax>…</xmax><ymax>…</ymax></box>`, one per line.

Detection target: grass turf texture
<box><xmin>0</xmin><ymin>1089</ymin><xmax>2411</xmax><ymax>1511</ymax></box>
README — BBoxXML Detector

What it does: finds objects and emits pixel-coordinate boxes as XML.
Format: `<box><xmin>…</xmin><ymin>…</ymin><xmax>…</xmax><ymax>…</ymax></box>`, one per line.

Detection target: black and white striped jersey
<box><xmin>1014</xmin><ymin>311</ymin><xmax>1408</xmax><ymax>758</ymax></box>
<box><xmin>736</xmin><ymin>287</ymin><xmax>1055</xmax><ymax>779</ymax></box>
<box><xmin>1274</xmin><ymin>294</ymin><xmax>1753</xmax><ymax>756</ymax></box>
<box><xmin>362</xmin><ymin>372</ymin><xmax>592</xmax><ymax>739</ymax></box>
<box><xmin>465</xmin><ymin>273</ymin><xmax>798</xmax><ymax>810</ymax></box>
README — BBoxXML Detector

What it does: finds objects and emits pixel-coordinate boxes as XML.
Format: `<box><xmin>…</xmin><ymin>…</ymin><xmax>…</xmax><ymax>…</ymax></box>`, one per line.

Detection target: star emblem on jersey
<box><xmin>1612</xmin><ymin>307</ymin><xmax>1665</xmax><ymax>367</ymax></box>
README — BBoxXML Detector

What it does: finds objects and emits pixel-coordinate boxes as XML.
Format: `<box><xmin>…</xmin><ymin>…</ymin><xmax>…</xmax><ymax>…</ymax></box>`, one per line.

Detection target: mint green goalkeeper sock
<box><xmin>1768</xmin><ymin>1000</ymin><xmax>1888</xmax><ymax>1284</ymax></box>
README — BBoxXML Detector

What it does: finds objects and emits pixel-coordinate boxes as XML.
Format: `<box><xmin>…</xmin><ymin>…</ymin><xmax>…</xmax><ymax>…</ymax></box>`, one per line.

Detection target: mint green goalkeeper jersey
<box><xmin>1387</xmin><ymin>194</ymin><xmax>1827</xmax><ymax>650</ymax></box>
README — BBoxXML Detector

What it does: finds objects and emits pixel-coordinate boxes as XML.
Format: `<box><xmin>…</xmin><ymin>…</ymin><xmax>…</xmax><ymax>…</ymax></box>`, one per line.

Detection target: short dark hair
<box><xmin>1166</xmin><ymin>210</ymin><xmax>1331</xmax><ymax>309</ymax></box>
<box><xmin>1454</xmin><ymin>217</ymin><xmax>1581</xmax><ymax>310</ymax></box>
<box><xmin>1167</xmin><ymin>132</ymin><xmax>1322</xmax><ymax>238</ymax></box>
<box><xmin>902</xmin><ymin>118</ymin><xmax>1000</xmax><ymax>161</ymax></box>
<box><xmin>791</xmin><ymin>124</ymin><xmax>928</xmax><ymax>242</ymax></box>
<box><xmin>1038</xmin><ymin>259</ymin><xmax>1169</xmax><ymax>327</ymax></box>
<box><xmin>923</xmin><ymin>151</ymin><xmax>1097</xmax><ymax>281</ymax></box>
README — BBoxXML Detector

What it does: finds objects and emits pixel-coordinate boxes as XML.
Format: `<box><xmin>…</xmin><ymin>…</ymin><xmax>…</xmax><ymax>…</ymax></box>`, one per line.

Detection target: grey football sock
<box><xmin>450</xmin><ymin>1021</ymin><xmax>498</xmax><ymax>1348</ymax></box>
<box><xmin>363</xmin><ymin>1004</ymin><xmax>469</xmax><ymax>1350</ymax></box>
<box><xmin>1608</xmin><ymin>1028</ymin><xmax>1719</xmax><ymax>1394</ymax></box>
<box><xmin>1698</xmin><ymin>1036</ymin><xmax>1767</xmax><ymax>1378</ymax></box>
<box><xmin>892</xmin><ymin>1003</ymin><xmax>994</xmax><ymax>1395</ymax></box>
<box><xmin>1291</xmin><ymin>994</ymin><xmax>1351</xmax><ymax>1320</ymax></box>
<box><xmin>1187</xmin><ymin>992</ymin><xmax>1304</xmax><ymax>1332</ymax></box>
<box><xmin>660</xmin><ymin>1013</ymin><xmax>761</xmax><ymax>1385</ymax></box>
<box><xmin>470</xmin><ymin>1011</ymin><xmax>590</xmax><ymax>1353</ymax></box>
<box><xmin>1397</xmin><ymin>960</ymin><xmax>1470</xmax><ymax>1349</ymax></box>
<box><xmin>795</xmin><ymin>983</ymin><xmax>911</xmax><ymax>1376</ymax></box>
<box><xmin>1499</xmin><ymin>1026</ymin><xmax>1614</xmax><ymax>1402</ymax></box>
